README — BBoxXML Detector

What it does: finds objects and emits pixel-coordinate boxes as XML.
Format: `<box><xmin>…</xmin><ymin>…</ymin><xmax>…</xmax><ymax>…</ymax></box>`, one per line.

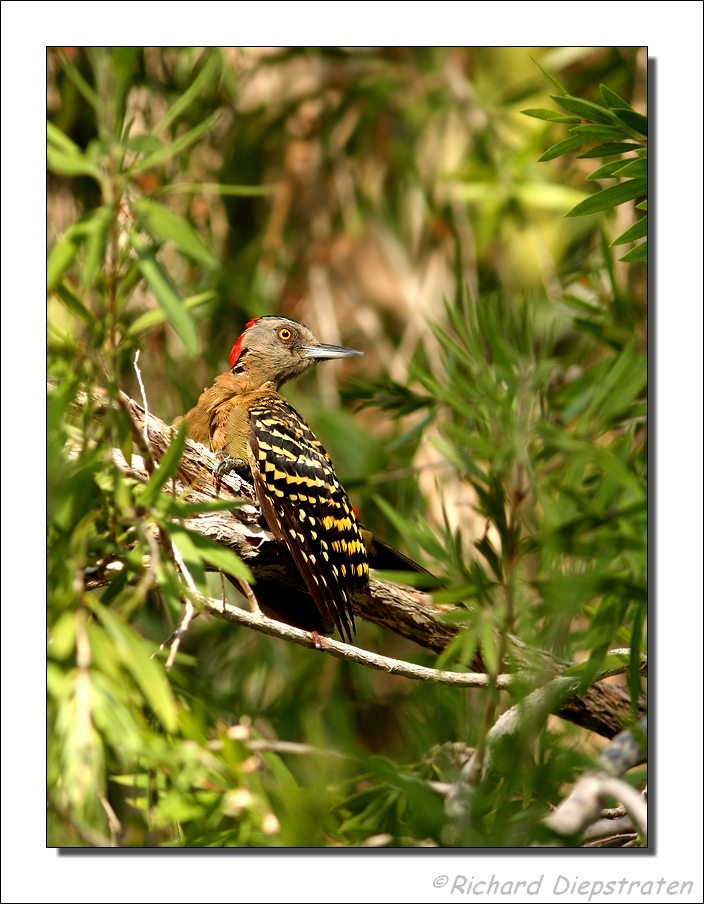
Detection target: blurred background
<box><xmin>47</xmin><ymin>47</ymin><xmax>647</xmax><ymax>847</ymax></box>
<box><xmin>48</xmin><ymin>45</ymin><xmax>646</xmax><ymax>539</ymax></box>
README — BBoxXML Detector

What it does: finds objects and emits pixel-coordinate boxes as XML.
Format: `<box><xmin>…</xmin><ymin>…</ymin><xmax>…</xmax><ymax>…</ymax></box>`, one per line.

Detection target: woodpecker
<box><xmin>181</xmin><ymin>316</ymin><xmax>369</xmax><ymax>643</ymax></box>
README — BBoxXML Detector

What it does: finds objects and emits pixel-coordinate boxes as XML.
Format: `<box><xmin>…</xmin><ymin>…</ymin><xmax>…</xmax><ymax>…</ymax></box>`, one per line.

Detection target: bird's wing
<box><xmin>247</xmin><ymin>395</ymin><xmax>368</xmax><ymax>643</ymax></box>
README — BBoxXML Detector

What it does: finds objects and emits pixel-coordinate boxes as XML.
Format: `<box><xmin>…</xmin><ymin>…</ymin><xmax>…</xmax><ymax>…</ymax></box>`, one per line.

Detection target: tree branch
<box><xmin>54</xmin><ymin>380</ymin><xmax>646</xmax><ymax>739</ymax></box>
<box><xmin>544</xmin><ymin>718</ymin><xmax>647</xmax><ymax>843</ymax></box>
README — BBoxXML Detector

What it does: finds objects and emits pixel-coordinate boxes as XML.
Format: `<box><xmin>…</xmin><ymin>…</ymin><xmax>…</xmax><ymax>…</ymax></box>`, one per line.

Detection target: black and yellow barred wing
<box><xmin>247</xmin><ymin>395</ymin><xmax>369</xmax><ymax>643</ymax></box>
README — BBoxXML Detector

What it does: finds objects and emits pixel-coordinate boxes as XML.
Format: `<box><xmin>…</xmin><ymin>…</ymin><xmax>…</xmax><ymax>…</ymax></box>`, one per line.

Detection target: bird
<box><xmin>180</xmin><ymin>315</ymin><xmax>370</xmax><ymax>643</ymax></box>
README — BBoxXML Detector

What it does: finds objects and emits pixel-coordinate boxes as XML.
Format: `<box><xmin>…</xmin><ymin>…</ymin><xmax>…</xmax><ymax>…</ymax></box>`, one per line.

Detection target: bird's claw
<box><xmin>213</xmin><ymin>451</ymin><xmax>247</xmax><ymax>488</ymax></box>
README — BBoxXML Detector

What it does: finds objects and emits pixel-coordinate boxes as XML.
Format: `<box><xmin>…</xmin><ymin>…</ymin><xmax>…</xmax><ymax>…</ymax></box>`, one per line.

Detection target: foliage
<box><xmin>522</xmin><ymin>58</ymin><xmax>647</xmax><ymax>262</ymax></box>
<box><xmin>47</xmin><ymin>47</ymin><xmax>646</xmax><ymax>848</ymax></box>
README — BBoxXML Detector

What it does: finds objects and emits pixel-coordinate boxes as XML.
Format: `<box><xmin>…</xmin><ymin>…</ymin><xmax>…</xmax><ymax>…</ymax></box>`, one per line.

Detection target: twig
<box><xmin>98</xmin><ymin>792</ymin><xmax>123</xmax><ymax>847</ymax></box>
<box><xmin>544</xmin><ymin>718</ymin><xmax>647</xmax><ymax>842</ymax></box>
<box><xmin>51</xmin><ymin>378</ymin><xmax>647</xmax><ymax>739</ymax></box>
<box><xmin>195</xmin><ymin>589</ymin><xmax>515</xmax><ymax>689</ymax></box>
<box><xmin>236</xmin><ymin>575</ymin><xmax>262</xmax><ymax>615</ymax></box>
<box><xmin>133</xmin><ymin>350</ymin><xmax>151</xmax><ymax>454</ymax></box>
<box><xmin>163</xmin><ymin>536</ymin><xmax>198</xmax><ymax>669</ymax></box>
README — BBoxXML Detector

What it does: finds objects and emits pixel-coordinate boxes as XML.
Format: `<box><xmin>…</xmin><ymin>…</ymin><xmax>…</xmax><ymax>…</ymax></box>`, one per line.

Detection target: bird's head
<box><xmin>228</xmin><ymin>316</ymin><xmax>362</xmax><ymax>388</ymax></box>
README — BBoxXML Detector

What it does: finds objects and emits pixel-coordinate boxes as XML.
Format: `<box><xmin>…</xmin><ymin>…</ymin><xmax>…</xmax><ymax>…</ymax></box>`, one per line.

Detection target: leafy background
<box><xmin>46</xmin><ymin>46</ymin><xmax>648</xmax><ymax>848</ymax></box>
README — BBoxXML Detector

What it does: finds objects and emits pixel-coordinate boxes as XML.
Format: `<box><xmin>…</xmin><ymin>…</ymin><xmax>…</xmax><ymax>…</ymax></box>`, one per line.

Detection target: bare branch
<box><xmin>53</xmin><ymin>379</ymin><xmax>646</xmax><ymax>739</ymax></box>
<box><xmin>544</xmin><ymin>718</ymin><xmax>647</xmax><ymax>842</ymax></box>
<box><xmin>192</xmin><ymin>589</ymin><xmax>515</xmax><ymax>689</ymax></box>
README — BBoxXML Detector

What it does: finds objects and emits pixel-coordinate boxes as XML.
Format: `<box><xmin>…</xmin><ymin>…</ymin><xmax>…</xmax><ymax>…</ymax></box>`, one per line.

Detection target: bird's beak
<box><xmin>303</xmin><ymin>343</ymin><xmax>363</xmax><ymax>360</ymax></box>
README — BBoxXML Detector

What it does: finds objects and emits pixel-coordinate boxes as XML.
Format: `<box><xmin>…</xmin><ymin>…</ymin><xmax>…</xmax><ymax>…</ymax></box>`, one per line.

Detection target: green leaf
<box><xmin>538</xmin><ymin>135</ymin><xmax>588</xmax><ymax>162</ymax></box>
<box><xmin>56</xmin><ymin>49</ymin><xmax>101</xmax><ymax>109</ymax></box>
<box><xmin>566</xmin><ymin>179</ymin><xmax>646</xmax><ymax>217</ymax></box>
<box><xmin>611</xmin><ymin>108</ymin><xmax>648</xmax><ymax>136</ymax></box>
<box><xmin>600</xmin><ymin>85</ymin><xmax>634</xmax><ymax>111</ymax></box>
<box><xmin>619</xmin><ymin>241</ymin><xmax>647</xmax><ymax>263</ymax></box>
<box><xmin>474</xmin><ymin>536</ymin><xmax>502</xmax><ymax>582</ymax></box>
<box><xmin>569</xmin><ymin>124</ymin><xmax>628</xmax><ymax>140</ymax></box>
<box><xmin>587</xmin><ymin>159</ymin><xmax>638</xmax><ymax>181</ymax></box>
<box><xmin>610</xmin><ymin>156</ymin><xmax>647</xmax><ymax>178</ymax></box>
<box><xmin>128</xmin><ymin>230</ymin><xmax>200</xmax><ymax>356</ymax></box>
<box><xmin>171</xmin><ymin>526</ymin><xmax>253</xmax><ymax>583</ymax></box>
<box><xmin>53</xmin><ymin>282</ymin><xmax>99</xmax><ymax>329</ymax></box>
<box><xmin>150</xmin><ymin>182</ymin><xmax>278</xmax><ymax>198</ymax></box>
<box><xmin>629</xmin><ymin>606</ymin><xmax>645</xmax><ymax>713</ymax></box>
<box><xmin>92</xmin><ymin>602</ymin><xmax>178</xmax><ymax>733</ymax></box>
<box><xmin>47</xmin><ymin>121</ymin><xmax>82</xmax><ymax>155</ymax></box>
<box><xmin>47</xmin><ymin>231</ymin><xmax>81</xmax><ymax>290</ymax></box>
<box><xmin>636</xmin><ymin>199</ymin><xmax>647</xmax><ymax>211</ymax></box>
<box><xmin>521</xmin><ymin>108</ymin><xmax>578</xmax><ymax>123</ymax></box>
<box><xmin>168</xmin><ymin>525</ymin><xmax>207</xmax><ymax>592</ymax></box>
<box><xmin>140</xmin><ymin>426</ymin><xmax>187</xmax><ymax>507</ymax></box>
<box><xmin>611</xmin><ymin>216</ymin><xmax>647</xmax><ymax>246</ymax></box>
<box><xmin>127</xmin><ymin>291</ymin><xmax>216</xmax><ymax>336</ymax></box>
<box><xmin>530</xmin><ymin>56</ymin><xmax>568</xmax><ymax>95</ymax></box>
<box><xmin>153</xmin><ymin>52</ymin><xmax>222</xmax><ymax>134</ymax></box>
<box><xmin>124</xmin><ymin>134</ymin><xmax>163</xmax><ymax>154</ymax></box>
<box><xmin>549</xmin><ymin>94</ymin><xmax>617</xmax><ymax>125</ymax></box>
<box><xmin>132</xmin><ymin>198</ymin><xmax>219</xmax><ymax>268</ymax></box>
<box><xmin>577</xmin><ymin>142</ymin><xmax>642</xmax><ymax>159</ymax></box>
<box><xmin>562</xmin><ymin>650</ymin><xmax>631</xmax><ymax>681</ymax></box>
<box><xmin>128</xmin><ymin>109</ymin><xmax>222</xmax><ymax>176</ymax></box>
<box><xmin>480</xmin><ymin>620</ymin><xmax>499</xmax><ymax>676</ymax></box>
<box><xmin>82</xmin><ymin>204</ymin><xmax>113</xmax><ymax>289</ymax></box>
<box><xmin>47</xmin><ymin>146</ymin><xmax>103</xmax><ymax>181</ymax></box>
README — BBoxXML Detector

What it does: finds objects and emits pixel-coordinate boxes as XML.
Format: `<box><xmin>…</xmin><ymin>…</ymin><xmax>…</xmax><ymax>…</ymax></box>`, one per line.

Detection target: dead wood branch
<box><xmin>54</xmin><ymin>380</ymin><xmax>646</xmax><ymax>739</ymax></box>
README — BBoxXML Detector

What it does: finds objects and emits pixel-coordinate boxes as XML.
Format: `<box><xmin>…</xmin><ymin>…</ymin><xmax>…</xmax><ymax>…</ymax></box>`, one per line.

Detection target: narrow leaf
<box><xmin>569</xmin><ymin>124</ymin><xmax>628</xmax><ymax>140</ymax></box>
<box><xmin>56</xmin><ymin>49</ymin><xmax>100</xmax><ymax>109</ymax></box>
<box><xmin>628</xmin><ymin>607</ymin><xmax>645</xmax><ymax>713</ymax></box>
<box><xmin>128</xmin><ymin>231</ymin><xmax>200</xmax><ymax>355</ymax></box>
<box><xmin>577</xmin><ymin>142</ymin><xmax>642</xmax><ymax>159</ymax></box>
<box><xmin>587</xmin><ymin>159</ymin><xmax>637</xmax><ymax>181</ymax></box>
<box><xmin>549</xmin><ymin>94</ymin><xmax>617</xmax><ymax>125</ymax></box>
<box><xmin>168</xmin><ymin>526</ymin><xmax>207</xmax><ymax>592</ymax></box>
<box><xmin>566</xmin><ymin>179</ymin><xmax>647</xmax><ymax>217</ymax></box>
<box><xmin>153</xmin><ymin>53</ymin><xmax>222</xmax><ymax>134</ymax></box>
<box><xmin>611</xmin><ymin>216</ymin><xmax>647</xmax><ymax>246</ymax></box>
<box><xmin>53</xmin><ymin>282</ymin><xmax>99</xmax><ymax>329</ymax></box>
<box><xmin>82</xmin><ymin>204</ymin><xmax>113</xmax><ymax>289</ymax></box>
<box><xmin>92</xmin><ymin>602</ymin><xmax>178</xmax><ymax>733</ymax></box>
<box><xmin>173</xmin><ymin>526</ymin><xmax>253</xmax><ymax>583</ymax></box>
<box><xmin>619</xmin><ymin>241</ymin><xmax>647</xmax><ymax>263</ymax></box>
<box><xmin>47</xmin><ymin>121</ymin><xmax>82</xmax><ymax>155</ymax></box>
<box><xmin>47</xmin><ymin>146</ymin><xmax>103</xmax><ymax>181</ymax></box>
<box><xmin>538</xmin><ymin>135</ymin><xmax>587</xmax><ymax>162</ymax></box>
<box><xmin>132</xmin><ymin>198</ymin><xmax>218</xmax><ymax>268</ymax></box>
<box><xmin>140</xmin><ymin>426</ymin><xmax>187</xmax><ymax>507</ymax></box>
<box><xmin>128</xmin><ymin>110</ymin><xmax>222</xmax><ymax>176</ymax></box>
<box><xmin>530</xmin><ymin>56</ymin><xmax>568</xmax><ymax>95</ymax></box>
<box><xmin>150</xmin><ymin>182</ymin><xmax>278</xmax><ymax>198</ymax></box>
<box><xmin>127</xmin><ymin>291</ymin><xmax>216</xmax><ymax>336</ymax></box>
<box><xmin>47</xmin><ymin>232</ymin><xmax>81</xmax><ymax>290</ymax></box>
<box><xmin>611</xmin><ymin>107</ymin><xmax>648</xmax><ymax>136</ymax></box>
<box><xmin>600</xmin><ymin>84</ymin><xmax>635</xmax><ymax>111</ymax></box>
<box><xmin>521</xmin><ymin>108</ymin><xmax>578</xmax><ymax>123</ymax></box>
<box><xmin>610</xmin><ymin>156</ymin><xmax>647</xmax><ymax>178</ymax></box>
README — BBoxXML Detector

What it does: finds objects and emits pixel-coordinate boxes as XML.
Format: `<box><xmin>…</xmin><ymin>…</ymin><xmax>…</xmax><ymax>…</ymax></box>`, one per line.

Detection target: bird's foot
<box><xmin>213</xmin><ymin>451</ymin><xmax>247</xmax><ymax>488</ymax></box>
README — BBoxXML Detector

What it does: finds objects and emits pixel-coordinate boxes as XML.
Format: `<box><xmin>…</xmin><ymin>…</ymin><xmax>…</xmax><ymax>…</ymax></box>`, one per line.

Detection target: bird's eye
<box><xmin>278</xmin><ymin>328</ymin><xmax>293</xmax><ymax>341</ymax></box>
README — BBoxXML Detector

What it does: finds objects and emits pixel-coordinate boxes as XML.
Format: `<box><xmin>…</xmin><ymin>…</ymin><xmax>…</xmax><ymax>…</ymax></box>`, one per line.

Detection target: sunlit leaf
<box><xmin>611</xmin><ymin>216</ymin><xmax>647</xmax><ymax>246</ymax></box>
<box><xmin>566</xmin><ymin>179</ymin><xmax>646</xmax><ymax>217</ymax></box>
<box><xmin>132</xmin><ymin>198</ymin><xmax>219</xmax><ymax>268</ymax></box>
<box><xmin>128</xmin><ymin>230</ymin><xmax>200</xmax><ymax>355</ymax></box>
